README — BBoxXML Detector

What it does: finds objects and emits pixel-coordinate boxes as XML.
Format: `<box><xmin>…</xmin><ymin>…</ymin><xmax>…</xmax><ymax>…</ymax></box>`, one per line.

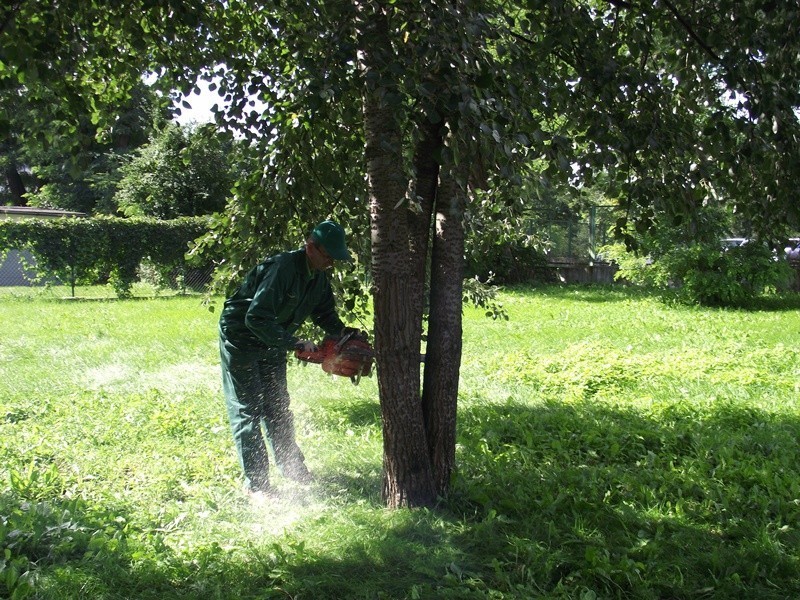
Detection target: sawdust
<box><xmin>84</xmin><ymin>362</ymin><xmax>218</xmax><ymax>392</ymax></box>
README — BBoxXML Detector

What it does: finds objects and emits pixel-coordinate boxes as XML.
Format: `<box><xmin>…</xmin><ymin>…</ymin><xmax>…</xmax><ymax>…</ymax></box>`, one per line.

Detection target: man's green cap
<box><xmin>312</xmin><ymin>220</ymin><xmax>352</xmax><ymax>262</ymax></box>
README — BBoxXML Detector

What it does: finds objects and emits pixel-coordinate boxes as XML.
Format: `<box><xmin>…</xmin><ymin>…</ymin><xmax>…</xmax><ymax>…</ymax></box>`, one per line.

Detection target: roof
<box><xmin>0</xmin><ymin>206</ymin><xmax>87</xmax><ymax>219</ymax></box>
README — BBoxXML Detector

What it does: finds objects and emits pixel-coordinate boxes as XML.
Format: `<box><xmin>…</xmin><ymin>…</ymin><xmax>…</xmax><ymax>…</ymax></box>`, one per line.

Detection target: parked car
<box><xmin>785</xmin><ymin>238</ymin><xmax>800</xmax><ymax>262</ymax></box>
<box><xmin>722</xmin><ymin>237</ymin><xmax>800</xmax><ymax>262</ymax></box>
<box><xmin>721</xmin><ymin>237</ymin><xmax>749</xmax><ymax>250</ymax></box>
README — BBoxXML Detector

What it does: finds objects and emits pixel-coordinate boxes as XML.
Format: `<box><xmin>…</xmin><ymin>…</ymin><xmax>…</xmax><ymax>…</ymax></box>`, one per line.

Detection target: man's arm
<box><xmin>244</xmin><ymin>263</ymin><xmax>299</xmax><ymax>351</ymax></box>
<box><xmin>311</xmin><ymin>278</ymin><xmax>345</xmax><ymax>336</ymax></box>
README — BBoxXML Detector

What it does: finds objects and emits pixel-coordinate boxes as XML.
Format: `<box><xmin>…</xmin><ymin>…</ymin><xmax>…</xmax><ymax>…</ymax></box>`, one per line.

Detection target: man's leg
<box><xmin>259</xmin><ymin>358</ymin><xmax>312</xmax><ymax>482</ymax></box>
<box><xmin>220</xmin><ymin>338</ymin><xmax>271</xmax><ymax>492</ymax></box>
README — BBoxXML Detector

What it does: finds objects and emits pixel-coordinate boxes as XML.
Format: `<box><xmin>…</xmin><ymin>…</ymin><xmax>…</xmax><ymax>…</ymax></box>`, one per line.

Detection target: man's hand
<box><xmin>294</xmin><ymin>340</ymin><xmax>319</xmax><ymax>353</ymax></box>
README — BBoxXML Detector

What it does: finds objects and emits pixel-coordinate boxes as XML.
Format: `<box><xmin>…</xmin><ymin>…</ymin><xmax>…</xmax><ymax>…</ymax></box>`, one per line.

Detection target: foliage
<box><xmin>463</xmin><ymin>187</ymin><xmax>547</xmax><ymax>284</ymax></box>
<box><xmin>524</xmin><ymin>0</ymin><xmax>800</xmax><ymax>244</ymax></box>
<box><xmin>0</xmin><ymin>1</ymin><xmax>216</xmax><ymax>145</ymax></box>
<box><xmin>601</xmin><ymin>199</ymin><xmax>796</xmax><ymax>306</ymax></box>
<box><xmin>12</xmin><ymin>83</ymin><xmax>169</xmax><ymax>215</ymax></box>
<box><xmin>115</xmin><ymin>123</ymin><xmax>235</xmax><ymax>219</ymax></box>
<box><xmin>602</xmin><ymin>238</ymin><xmax>794</xmax><ymax>307</ymax></box>
<box><xmin>465</xmin><ymin>233</ymin><xmax>549</xmax><ymax>285</ymax></box>
<box><xmin>0</xmin><ymin>216</ymin><xmax>213</xmax><ymax>297</ymax></box>
<box><xmin>6</xmin><ymin>0</ymin><xmax>799</xmax><ymax>273</ymax></box>
<box><xmin>599</xmin><ymin>242</ymin><xmax>653</xmax><ymax>285</ymax></box>
<box><xmin>657</xmin><ymin>242</ymin><xmax>793</xmax><ymax>306</ymax></box>
<box><xmin>1</xmin><ymin>286</ymin><xmax>799</xmax><ymax>598</ymax></box>
<box><xmin>328</xmin><ymin>266</ymin><xmax>374</xmax><ymax>333</ymax></box>
<box><xmin>3</xmin><ymin>0</ymin><xmax>800</xmax><ymax>261</ymax></box>
<box><xmin>461</xmin><ymin>275</ymin><xmax>508</xmax><ymax>321</ymax></box>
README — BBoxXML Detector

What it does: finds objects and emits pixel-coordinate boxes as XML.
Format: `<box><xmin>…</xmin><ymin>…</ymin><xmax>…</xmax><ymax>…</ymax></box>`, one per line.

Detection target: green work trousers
<box><xmin>219</xmin><ymin>338</ymin><xmax>304</xmax><ymax>492</ymax></box>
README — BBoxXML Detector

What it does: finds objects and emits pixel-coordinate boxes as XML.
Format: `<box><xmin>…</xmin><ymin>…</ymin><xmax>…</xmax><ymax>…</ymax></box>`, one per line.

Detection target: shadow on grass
<box><xmin>736</xmin><ymin>293</ymin><xmax>800</xmax><ymax>312</ymax></box>
<box><xmin>34</xmin><ymin>292</ymin><xmax>207</xmax><ymax>304</ymax></box>
<box><xmin>509</xmin><ymin>283</ymin><xmax>800</xmax><ymax>311</ymax></box>
<box><xmin>0</xmin><ymin>285</ymin><xmax>210</xmax><ymax>303</ymax></box>
<box><xmin>5</xmin><ymin>398</ymin><xmax>800</xmax><ymax>599</ymax></box>
<box><xmin>336</xmin><ymin>397</ymin><xmax>382</xmax><ymax>428</ymax></box>
<box><xmin>508</xmin><ymin>283</ymin><xmax>661</xmax><ymax>304</ymax></box>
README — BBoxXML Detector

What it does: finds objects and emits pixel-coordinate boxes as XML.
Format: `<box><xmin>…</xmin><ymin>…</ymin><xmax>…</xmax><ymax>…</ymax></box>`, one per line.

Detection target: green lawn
<box><xmin>1</xmin><ymin>285</ymin><xmax>799</xmax><ymax>599</ymax></box>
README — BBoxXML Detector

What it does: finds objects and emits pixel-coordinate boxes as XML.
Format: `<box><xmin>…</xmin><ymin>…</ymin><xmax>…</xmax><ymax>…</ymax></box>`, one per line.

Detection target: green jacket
<box><xmin>218</xmin><ymin>249</ymin><xmax>344</xmax><ymax>357</ymax></box>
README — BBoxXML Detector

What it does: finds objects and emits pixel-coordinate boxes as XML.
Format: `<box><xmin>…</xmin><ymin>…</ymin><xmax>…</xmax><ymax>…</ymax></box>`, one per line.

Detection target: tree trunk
<box><xmin>5</xmin><ymin>162</ymin><xmax>27</xmax><ymax>205</ymax></box>
<box><xmin>359</xmin><ymin>8</ymin><xmax>436</xmax><ymax>508</ymax></box>
<box><xmin>422</xmin><ymin>154</ymin><xmax>466</xmax><ymax>496</ymax></box>
<box><xmin>407</xmin><ymin>120</ymin><xmax>443</xmax><ymax>292</ymax></box>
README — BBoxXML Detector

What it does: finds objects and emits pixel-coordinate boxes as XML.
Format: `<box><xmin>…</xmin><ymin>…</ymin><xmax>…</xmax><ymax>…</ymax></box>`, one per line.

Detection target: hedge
<box><xmin>0</xmin><ymin>215</ymin><xmax>214</xmax><ymax>297</ymax></box>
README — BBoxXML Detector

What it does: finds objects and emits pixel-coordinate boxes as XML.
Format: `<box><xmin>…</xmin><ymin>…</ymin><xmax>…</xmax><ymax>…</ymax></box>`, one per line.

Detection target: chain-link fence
<box><xmin>0</xmin><ymin>249</ymin><xmax>40</xmax><ymax>286</ymax></box>
<box><xmin>535</xmin><ymin>205</ymin><xmax>617</xmax><ymax>261</ymax></box>
<box><xmin>0</xmin><ymin>251</ymin><xmax>216</xmax><ymax>296</ymax></box>
<box><xmin>532</xmin><ymin>205</ymin><xmax>619</xmax><ymax>284</ymax></box>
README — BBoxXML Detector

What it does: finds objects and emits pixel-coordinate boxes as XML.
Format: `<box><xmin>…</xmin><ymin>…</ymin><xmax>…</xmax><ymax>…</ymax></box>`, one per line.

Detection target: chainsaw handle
<box><xmin>334</xmin><ymin>331</ymin><xmax>355</xmax><ymax>353</ymax></box>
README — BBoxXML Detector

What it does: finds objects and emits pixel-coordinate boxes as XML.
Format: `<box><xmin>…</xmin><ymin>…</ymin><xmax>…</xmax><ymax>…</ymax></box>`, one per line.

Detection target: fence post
<box><xmin>567</xmin><ymin>221</ymin><xmax>573</xmax><ymax>257</ymax></box>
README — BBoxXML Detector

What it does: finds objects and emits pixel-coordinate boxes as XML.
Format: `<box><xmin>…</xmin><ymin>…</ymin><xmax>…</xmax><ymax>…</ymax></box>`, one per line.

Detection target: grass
<box><xmin>1</xmin><ymin>284</ymin><xmax>799</xmax><ymax>599</ymax></box>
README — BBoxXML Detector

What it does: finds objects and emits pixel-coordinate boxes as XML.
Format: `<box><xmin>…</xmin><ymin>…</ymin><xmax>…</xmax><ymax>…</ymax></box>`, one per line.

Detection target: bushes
<box><xmin>115</xmin><ymin>124</ymin><xmax>234</xmax><ymax>219</ymax></box>
<box><xmin>603</xmin><ymin>240</ymin><xmax>795</xmax><ymax>306</ymax></box>
<box><xmin>0</xmin><ymin>216</ymin><xmax>214</xmax><ymax>297</ymax></box>
<box><xmin>465</xmin><ymin>237</ymin><xmax>550</xmax><ymax>284</ymax></box>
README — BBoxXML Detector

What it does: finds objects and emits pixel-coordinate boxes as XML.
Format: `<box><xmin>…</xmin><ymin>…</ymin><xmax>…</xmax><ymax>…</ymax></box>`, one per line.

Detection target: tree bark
<box><xmin>422</xmin><ymin>152</ymin><xmax>466</xmax><ymax>496</ymax></box>
<box><xmin>407</xmin><ymin>120</ymin><xmax>443</xmax><ymax>293</ymax></box>
<box><xmin>359</xmin><ymin>7</ymin><xmax>436</xmax><ymax>508</ymax></box>
<box><xmin>5</xmin><ymin>162</ymin><xmax>27</xmax><ymax>205</ymax></box>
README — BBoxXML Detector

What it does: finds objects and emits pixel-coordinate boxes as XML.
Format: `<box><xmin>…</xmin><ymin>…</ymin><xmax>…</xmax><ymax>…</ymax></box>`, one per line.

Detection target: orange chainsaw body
<box><xmin>295</xmin><ymin>335</ymin><xmax>374</xmax><ymax>381</ymax></box>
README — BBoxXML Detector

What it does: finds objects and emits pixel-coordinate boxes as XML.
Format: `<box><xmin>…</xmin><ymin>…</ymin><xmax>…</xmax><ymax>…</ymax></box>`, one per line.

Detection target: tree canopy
<box><xmin>115</xmin><ymin>123</ymin><xmax>235</xmax><ymax>219</ymax></box>
<box><xmin>5</xmin><ymin>1</ymin><xmax>798</xmax><ymax>245</ymax></box>
<box><xmin>1</xmin><ymin>1</ymin><xmax>219</xmax><ymax>210</ymax></box>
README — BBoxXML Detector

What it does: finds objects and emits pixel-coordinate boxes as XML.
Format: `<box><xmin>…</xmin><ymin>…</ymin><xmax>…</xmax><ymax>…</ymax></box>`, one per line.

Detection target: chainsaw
<box><xmin>294</xmin><ymin>329</ymin><xmax>374</xmax><ymax>385</ymax></box>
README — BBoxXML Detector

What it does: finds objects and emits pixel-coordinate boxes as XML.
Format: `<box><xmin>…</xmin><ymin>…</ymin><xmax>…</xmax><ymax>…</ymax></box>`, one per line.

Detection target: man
<box><xmin>218</xmin><ymin>220</ymin><xmax>353</xmax><ymax>498</ymax></box>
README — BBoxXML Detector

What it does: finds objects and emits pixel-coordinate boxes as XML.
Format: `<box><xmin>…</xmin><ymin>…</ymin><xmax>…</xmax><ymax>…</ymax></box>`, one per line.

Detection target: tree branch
<box><xmin>603</xmin><ymin>0</ymin><xmax>722</xmax><ymax>63</ymax></box>
<box><xmin>0</xmin><ymin>1</ymin><xmax>24</xmax><ymax>37</ymax></box>
<box><xmin>660</xmin><ymin>0</ymin><xmax>722</xmax><ymax>62</ymax></box>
